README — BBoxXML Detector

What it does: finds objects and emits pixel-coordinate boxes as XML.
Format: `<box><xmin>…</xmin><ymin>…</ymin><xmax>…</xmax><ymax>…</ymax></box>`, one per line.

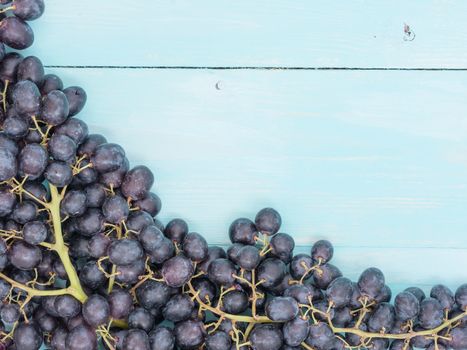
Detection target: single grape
<box><xmin>8</xmin><ymin>240</ymin><xmax>41</xmax><ymax>270</ymax></box>
<box><xmin>44</xmin><ymin>161</ymin><xmax>73</xmax><ymax>187</ymax></box>
<box><xmin>108</xmin><ymin>238</ymin><xmax>144</xmax><ymax>266</ymax></box>
<box><xmin>326</xmin><ymin>277</ymin><xmax>353</xmax><ymax>308</ymax></box>
<box><xmin>40</xmin><ymin>74</ymin><xmax>63</xmax><ymax>95</ymax></box>
<box><xmin>13</xmin><ymin>323</ymin><xmax>42</xmax><ymax>350</ymax></box>
<box><xmin>48</xmin><ymin>133</ymin><xmax>77</xmax><ymax>162</ymax></box>
<box><xmin>0</xmin><ymin>148</ymin><xmax>16</xmax><ymax>181</ymax></box>
<box><xmin>357</xmin><ymin>267</ymin><xmax>385</xmax><ymax>300</ymax></box>
<box><xmin>18</xmin><ymin>143</ymin><xmax>48</xmax><ymax>180</ymax></box>
<box><xmin>139</xmin><ymin>225</ymin><xmax>174</xmax><ymax>264</ymax></box>
<box><xmin>257</xmin><ymin>258</ymin><xmax>286</xmax><ymax>289</ymax></box>
<box><xmin>284</xmin><ymin>284</ymin><xmax>323</xmax><ymax>304</ymax></box>
<box><xmin>108</xmin><ymin>288</ymin><xmax>133</xmax><ymax>319</ymax></box>
<box><xmin>196</xmin><ymin>246</ymin><xmax>226</xmax><ymax>273</ymax></box>
<box><xmin>394</xmin><ymin>291</ymin><xmax>420</xmax><ymax>321</ymax></box>
<box><xmin>162</xmin><ymin>294</ymin><xmax>194</xmax><ymax>322</ymax></box>
<box><xmin>174</xmin><ymin>319</ymin><xmax>206</xmax><ymax>350</ymax></box>
<box><xmin>0</xmin><ymin>303</ymin><xmax>20</xmax><ymax>323</ymax></box>
<box><xmin>313</xmin><ymin>263</ymin><xmax>342</xmax><ymax>290</ymax></box>
<box><xmin>134</xmin><ymin>192</ymin><xmax>161</xmax><ymax>217</ymax></box>
<box><xmin>16</xmin><ymin>55</ymin><xmax>44</xmax><ymax>85</ymax></box>
<box><xmin>121</xmin><ymin>165</ymin><xmax>154</xmax><ymax>200</ymax></box>
<box><xmin>305</xmin><ymin>322</ymin><xmax>335</xmax><ymax>350</ymax></box>
<box><xmin>404</xmin><ymin>286</ymin><xmax>426</xmax><ymax>302</ymax></box>
<box><xmin>282</xmin><ymin>316</ymin><xmax>309</xmax><ymax>347</ymax></box>
<box><xmin>161</xmin><ymin>254</ymin><xmax>194</xmax><ymax>288</ymax></box>
<box><xmin>311</xmin><ymin>239</ymin><xmax>334</xmax><ymax>264</ymax></box>
<box><xmin>207</xmin><ymin>258</ymin><xmax>237</xmax><ymax>287</ymax></box>
<box><xmin>456</xmin><ymin>284</ymin><xmax>467</xmax><ymax>311</ymax></box>
<box><xmin>331</xmin><ymin>306</ymin><xmax>353</xmax><ymax>327</ymax></box>
<box><xmin>63</xmin><ymin>86</ymin><xmax>87</xmax><ymax>116</ymax></box>
<box><xmin>12</xmin><ymin>0</ymin><xmax>45</xmax><ymax>21</ymax></box>
<box><xmin>236</xmin><ymin>245</ymin><xmax>261</xmax><ymax>270</ymax></box>
<box><xmin>115</xmin><ymin>259</ymin><xmax>145</xmax><ymax>285</ymax></box>
<box><xmin>182</xmin><ymin>232</ymin><xmax>208</xmax><ymax>262</ymax></box>
<box><xmin>82</xmin><ymin>294</ymin><xmax>110</xmax><ymax>327</ymax></box>
<box><xmin>0</xmin><ymin>17</ymin><xmax>34</xmax><ymax>49</ymax></box>
<box><xmin>65</xmin><ymin>324</ymin><xmax>97</xmax><ymax>350</ymax></box>
<box><xmin>265</xmin><ymin>296</ymin><xmax>299</xmax><ymax>322</ymax></box>
<box><xmin>91</xmin><ymin>143</ymin><xmax>126</xmax><ymax>173</ymax></box>
<box><xmin>229</xmin><ymin>218</ymin><xmax>257</xmax><ymax>245</ymax></box>
<box><xmin>449</xmin><ymin>326</ymin><xmax>467</xmax><ymax>350</ymax></box>
<box><xmin>79</xmin><ymin>261</ymin><xmax>106</xmax><ymax>290</ymax></box>
<box><xmin>12</xmin><ymin>79</ymin><xmax>40</xmax><ymax>115</ymax></box>
<box><xmin>418</xmin><ymin>297</ymin><xmax>444</xmax><ymax>329</ymax></box>
<box><xmin>270</xmin><ymin>232</ymin><xmax>294</xmax><ymax>263</ymax></box>
<box><xmin>205</xmin><ymin>331</ymin><xmax>231</xmax><ymax>350</ymax></box>
<box><xmin>148</xmin><ymin>327</ymin><xmax>175</xmax><ymax>350</ymax></box>
<box><xmin>128</xmin><ymin>307</ymin><xmax>155</xmax><ymax>332</ymax></box>
<box><xmin>0</xmin><ymin>52</ymin><xmax>23</xmax><ymax>82</ymax></box>
<box><xmin>164</xmin><ymin>218</ymin><xmax>189</xmax><ymax>242</ymax></box>
<box><xmin>3</xmin><ymin>115</ymin><xmax>29</xmax><ymax>139</ymax></box>
<box><xmin>289</xmin><ymin>253</ymin><xmax>313</xmax><ymax>280</ymax></box>
<box><xmin>250</xmin><ymin>324</ymin><xmax>284</xmax><ymax>350</ymax></box>
<box><xmin>430</xmin><ymin>284</ymin><xmax>454</xmax><ymax>311</ymax></box>
<box><xmin>54</xmin><ymin>295</ymin><xmax>81</xmax><ymax>318</ymax></box>
<box><xmin>255</xmin><ymin>207</ymin><xmax>281</xmax><ymax>235</ymax></box>
<box><xmin>102</xmin><ymin>194</ymin><xmax>130</xmax><ymax>224</ymax></box>
<box><xmin>41</xmin><ymin>90</ymin><xmax>70</xmax><ymax>125</ymax></box>
<box><xmin>367</xmin><ymin>302</ymin><xmax>395</xmax><ymax>332</ymax></box>
<box><xmin>222</xmin><ymin>290</ymin><xmax>249</xmax><ymax>315</ymax></box>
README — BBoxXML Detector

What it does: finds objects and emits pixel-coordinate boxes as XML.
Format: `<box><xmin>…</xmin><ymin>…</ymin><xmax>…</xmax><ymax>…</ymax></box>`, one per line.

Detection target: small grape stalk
<box><xmin>0</xmin><ymin>1</ymin><xmax>465</xmax><ymax>350</ymax></box>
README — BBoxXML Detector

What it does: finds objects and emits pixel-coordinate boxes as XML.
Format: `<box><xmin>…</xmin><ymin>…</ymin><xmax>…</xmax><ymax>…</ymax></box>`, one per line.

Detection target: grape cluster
<box><xmin>0</xmin><ymin>1</ymin><xmax>466</xmax><ymax>350</ymax></box>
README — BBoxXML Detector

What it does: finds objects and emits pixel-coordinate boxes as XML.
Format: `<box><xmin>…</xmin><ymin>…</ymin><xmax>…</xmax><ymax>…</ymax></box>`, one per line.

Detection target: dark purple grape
<box><xmin>205</xmin><ymin>331</ymin><xmax>231</xmax><ymax>350</ymax></box>
<box><xmin>1</xmin><ymin>303</ymin><xmax>20</xmax><ymax>323</ymax></box>
<box><xmin>115</xmin><ymin>259</ymin><xmax>145</xmax><ymax>285</ymax></box>
<box><xmin>126</xmin><ymin>210</ymin><xmax>154</xmax><ymax>233</ymax></box>
<box><xmin>357</xmin><ymin>267</ymin><xmax>385</xmax><ymax>300</ymax></box>
<box><xmin>102</xmin><ymin>194</ymin><xmax>129</xmax><ymax>224</ymax></box>
<box><xmin>164</xmin><ymin>218</ymin><xmax>188</xmax><ymax>242</ymax></box>
<box><xmin>228</xmin><ymin>218</ymin><xmax>257</xmax><ymax>245</ymax></box>
<box><xmin>13</xmin><ymin>323</ymin><xmax>41</xmax><ymax>350</ymax></box>
<box><xmin>404</xmin><ymin>286</ymin><xmax>426</xmax><ymax>303</ymax></box>
<box><xmin>305</xmin><ymin>322</ymin><xmax>334</xmax><ymax>350</ymax></box>
<box><xmin>79</xmin><ymin>261</ymin><xmax>106</xmax><ymax>290</ymax></box>
<box><xmin>78</xmin><ymin>134</ymin><xmax>106</xmax><ymax>157</ymax></box>
<box><xmin>18</xmin><ymin>143</ymin><xmax>48</xmax><ymax>180</ymax></box>
<box><xmin>54</xmin><ymin>295</ymin><xmax>81</xmax><ymax>318</ymax></box>
<box><xmin>3</xmin><ymin>115</ymin><xmax>29</xmax><ymax>139</ymax></box>
<box><xmin>389</xmin><ymin>340</ymin><xmax>412</xmax><ymax>350</ymax></box>
<box><xmin>270</xmin><ymin>232</ymin><xmax>294</xmax><ymax>263</ymax></box>
<box><xmin>265</xmin><ymin>296</ymin><xmax>299</xmax><ymax>321</ymax></box>
<box><xmin>40</xmin><ymin>74</ymin><xmax>63</xmax><ymax>95</ymax></box>
<box><xmin>63</xmin><ymin>86</ymin><xmax>86</xmax><ymax>116</ymax></box>
<box><xmin>0</xmin><ymin>17</ymin><xmax>34</xmax><ymax>49</ymax></box>
<box><xmin>128</xmin><ymin>307</ymin><xmax>154</xmax><ymax>332</ymax></box>
<box><xmin>375</xmin><ymin>284</ymin><xmax>392</xmax><ymax>303</ymax></box>
<box><xmin>289</xmin><ymin>253</ymin><xmax>313</xmax><ymax>280</ymax></box>
<box><xmin>22</xmin><ymin>221</ymin><xmax>47</xmax><ymax>245</ymax></box>
<box><xmin>82</xmin><ymin>294</ymin><xmax>110</xmax><ymax>327</ymax></box>
<box><xmin>161</xmin><ymin>254</ymin><xmax>194</xmax><ymax>288</ymax></box>
<box><xmin>191</xmin><ymin>278</ymin><xmax>216</xmax><ymax>304</ymax></box>
<box><xmin>368</xmin><ymin>302</ymin><xmax>395</xmax><ymax>332</ymax></box>
<box><xmin>16</xmin><ymin>56</ymin><xmax>44</xmax><ymax>85</ymax></box>
<box><xmin>12</xmin><ymin>200</ymin><xmax>37</xmax><ymax>224</ymax></box>
<box><xmin>326</xmin><ymin>277</ymin><xmax>353</xmax><ymax>308</ymax></box>
<box><xmin>148</xmin><ymin>327</ymin><xmax>175</xmax><ymax>350</ymax></box>
<box><xmin>394</xmin><ymin>291</ymin><xmax>420</xmax><ymax>321</ymax></box>
<box><xmin>311</xmin><ymin>239</ymin><xmax>334</xmax><ymax>264</ymax></box>
<box><xmin>108</xmin><ymin>238</ymin><xmax>143</xmax><ymax>266</ymax></box>
<box><xmin>410</xmin><ymin>325</ymin><xmax>434</xmax><ymax>348</ymax></box>
<box><xmin>108</xmin><ymin>288</ymin><xmax>133</xmax><ymax>319</ymax></box>
<box><xmin>207</xmin><ymin>258</ymin><xmax>236</xmax><ymax>286</ymax></box>
<box><xmin>430</xmin><ymin>284</ymin><xmax>454</xmax><ymax>311</ymax></box>
<box><xmin>87</xmin><ymin>233</ymin><xmax>110</xmax><ymax>259</ymax></box>
<box><xmin>418</xmin><ymin>297</ymin><xmax>444</xmax><ymax>329</ymax></box>
<box><xmin>250</xmin><ymin>324</ymin><xmax>283</xmax><ymax>350</ymax></box>
<box><xmin>140</xmin><ymin>225</ymin><xmax>174</xmax><ymax>264</ymax></box>
<box><xmin>136</xmin><ymin>279</ymin><xmax>171</xmax><ymax>310</ymax></box>
<box><xmin>222</xmin><ymin>290</ymin><xmax>249</xmax><ymax>314</ymax></box>
<box><xmin>226</xmin><ymin>243</ymin><xmax>243</xmax><ymax>264</ymax></box>
<box><xmin>449</xmin><ymin>326</ymin><xmax>467</xmax><ymax>350</ymax></box>
<box><xmin>41</xmin><ymin>90</ymin><xmax>69</xmax><ymax>125</ymax></box>
<box><xmin>134</xmin><ymin>192</ymin><xmax>161</xmax><ymax>217</ymax></box>
<box><xmin>12</xmin><ymin>80</ymin><xmax>40</xmax><ymax>115</ymax></box>
<box><xmin>314</xmin><ymin>263</ymin><xmax>342</xmax><ymax>290</ymax></box>
<box><xmin>284</xmin><ymin>284</ymin><xmax>322</xmax><ymax>304</ymax></box>
<box><xmin>0</xmin><ymin>148</ymin><xmax>16</xmax><ymax>181</ymax></box>
<box><xmin>121</xmin><ymin>165</ymin><xmax>154</xmax><ymax>200</ymax></box>
<box><xmin>8</xmin><ymin>240</ymin><xmax>41</xmax><ymax>270</ymax></box>
<box><xmin>84</xmin><ymin>183</ymin><xmax>106</xmax><ymax>208</ymax></box>
<box><xmin>236</xmin><ymin>245</ymin><xmax>260</xmax><ymax>270</ymax></box>
<box><xmin>65</xmin><ymin>325</ymin><xmax>97</xmax><ymax>350</ymax></box>
<box><xmin>255</xmin><ymin>207</ymin><xmax>281</xmax><ymax>236</ymax></box>
<box><xmin>76</xmin><ymin>208</ymin><xmax>104</xmax><ymax>236</ymax></box>
<box><xmin>0</xmin><ymin>133</ymin><xmax>19</xmax><ymax>155</ymax></box>
<box><xmin>182</xmin><ymin>232</ymin><xmax>208</xmax><ymax>262</ymax></box>
<box><xmin>91</xmin><ymin>143</ymin><xmax>125</xmax><ymax>173</ymax></box>
<box><xmin>257</xmin><ymin>258</ymin><xmax>286</xmax><ymax>289</ymax></box>
<box><xmin>0</xmin><ymin>188</ymin><xmax>16</xmax><ymax>217</ymax></box>
<box><xmin>283</xmin><ymin>317</ymin><xmax>309</xmax><ymax>347</ymax></box>
<box><xmin>331</xmin><ymin>306</ymin><xmax>353</xmax><ymax>327</ymax></box>
<box><xmin>13</xmin><ymin>0</ymin><xmax>45</xmax><ymax>20</ymax></box>
<box><xmin>36</xmin><ymin>311</ymin><xmax>57</xmax><ymax>333</ymax></box>
<box><xmin>55</xmin><ymin>118</ymin><xmax>88</xmax><ymax>145</ymax></box>
<box><xmin>174</xmin><ymin>320</ymin><xmax>206</xmax><ymax>350</ymax></box>
<box><xmin>0</xmin><ymin>52</ymin><xmax>23</xmax><ymax>82</ymax></box>
<box><xmin>45</xmin><ymin>161</ymin><xmax>73</xmax><ymax>187</ymax></box>
<box><xmin>61</xmin><ymin>190</ymin><xmax>87</xmax><ymax>217</ymax></box>
<box><xmin>48</xmin><ymin>133</ymin><xmax>77</xmax><ymax>161</ymax></box>
<box><xmin>163</xmin><ymin>294</ymin><xmax>194</xmax><ymax>322</ymax></box>
<box><xmin>456</xmin><ymin>284</ymin><xmax>467</xmax><ymax>311</ymax></box>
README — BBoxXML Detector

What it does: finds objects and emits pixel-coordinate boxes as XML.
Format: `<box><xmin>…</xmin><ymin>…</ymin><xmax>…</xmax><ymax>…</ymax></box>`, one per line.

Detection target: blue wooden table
<box><xmin>26</xmin><ymin>0</ymin><xmax>467</xmax><ymax>295</ymax></box>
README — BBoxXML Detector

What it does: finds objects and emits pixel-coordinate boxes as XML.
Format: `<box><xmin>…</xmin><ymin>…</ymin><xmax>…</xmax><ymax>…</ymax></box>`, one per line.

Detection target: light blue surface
<box><xmin>23</xmin><ymin>0</ymin><xmax>467</xmax><ymax>68</ymax></box>
<box><xmin>26</xmin><ymin>2</ymin><xmax>467</xmax><ymax>293</ymax></box>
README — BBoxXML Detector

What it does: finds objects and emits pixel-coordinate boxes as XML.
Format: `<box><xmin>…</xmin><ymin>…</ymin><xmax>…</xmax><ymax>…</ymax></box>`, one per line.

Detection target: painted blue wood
<box><xmin>48</xmin><ymin>67</ymin><xmax>467</xmax><ymax>287</ymax></box>
<box><xmin>21</xmin><ymin>0</ymin><xmax>467</xmax><ymax>68</ymax></box>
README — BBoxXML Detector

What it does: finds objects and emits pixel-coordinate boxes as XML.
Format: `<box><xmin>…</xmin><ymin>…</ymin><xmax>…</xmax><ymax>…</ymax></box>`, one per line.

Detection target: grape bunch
<box><xmin>0</xmin><ymin>2</ymin><xmax>466</xmax><ymax>350</ymax></box>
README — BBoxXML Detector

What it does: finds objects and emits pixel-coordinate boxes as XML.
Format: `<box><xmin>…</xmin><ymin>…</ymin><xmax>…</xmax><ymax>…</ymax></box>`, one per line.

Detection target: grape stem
<box><xmin>47</xmin><ymin>185</ymin><xmax>88</xmax><ymax>303</ymax></box>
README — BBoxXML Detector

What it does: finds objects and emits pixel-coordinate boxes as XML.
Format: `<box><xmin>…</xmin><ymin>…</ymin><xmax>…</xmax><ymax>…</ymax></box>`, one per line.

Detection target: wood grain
<box><xmin>21</xmin><ymin>0</ymin><xmax>467</xmax><ymax>68</ymax></box>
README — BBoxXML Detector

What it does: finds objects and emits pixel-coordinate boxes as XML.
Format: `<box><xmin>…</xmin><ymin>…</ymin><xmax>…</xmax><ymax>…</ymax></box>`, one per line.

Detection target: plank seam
<box><xmin>44</xmin><ymin>65</ymin><xmax>467</xmax><ymax>71</ymax></box>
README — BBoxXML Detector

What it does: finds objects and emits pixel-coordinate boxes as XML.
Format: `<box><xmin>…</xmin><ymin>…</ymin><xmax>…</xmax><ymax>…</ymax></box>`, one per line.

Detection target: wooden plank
<box><xmin>20</xmin><ymin>0</ymin><xmax>467</xmax><ymax>68</ymax></box>
<box><xmin>44</xmin><ymin>68</ymin><xmax>467</xmax><ymax>286</ymax></box>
